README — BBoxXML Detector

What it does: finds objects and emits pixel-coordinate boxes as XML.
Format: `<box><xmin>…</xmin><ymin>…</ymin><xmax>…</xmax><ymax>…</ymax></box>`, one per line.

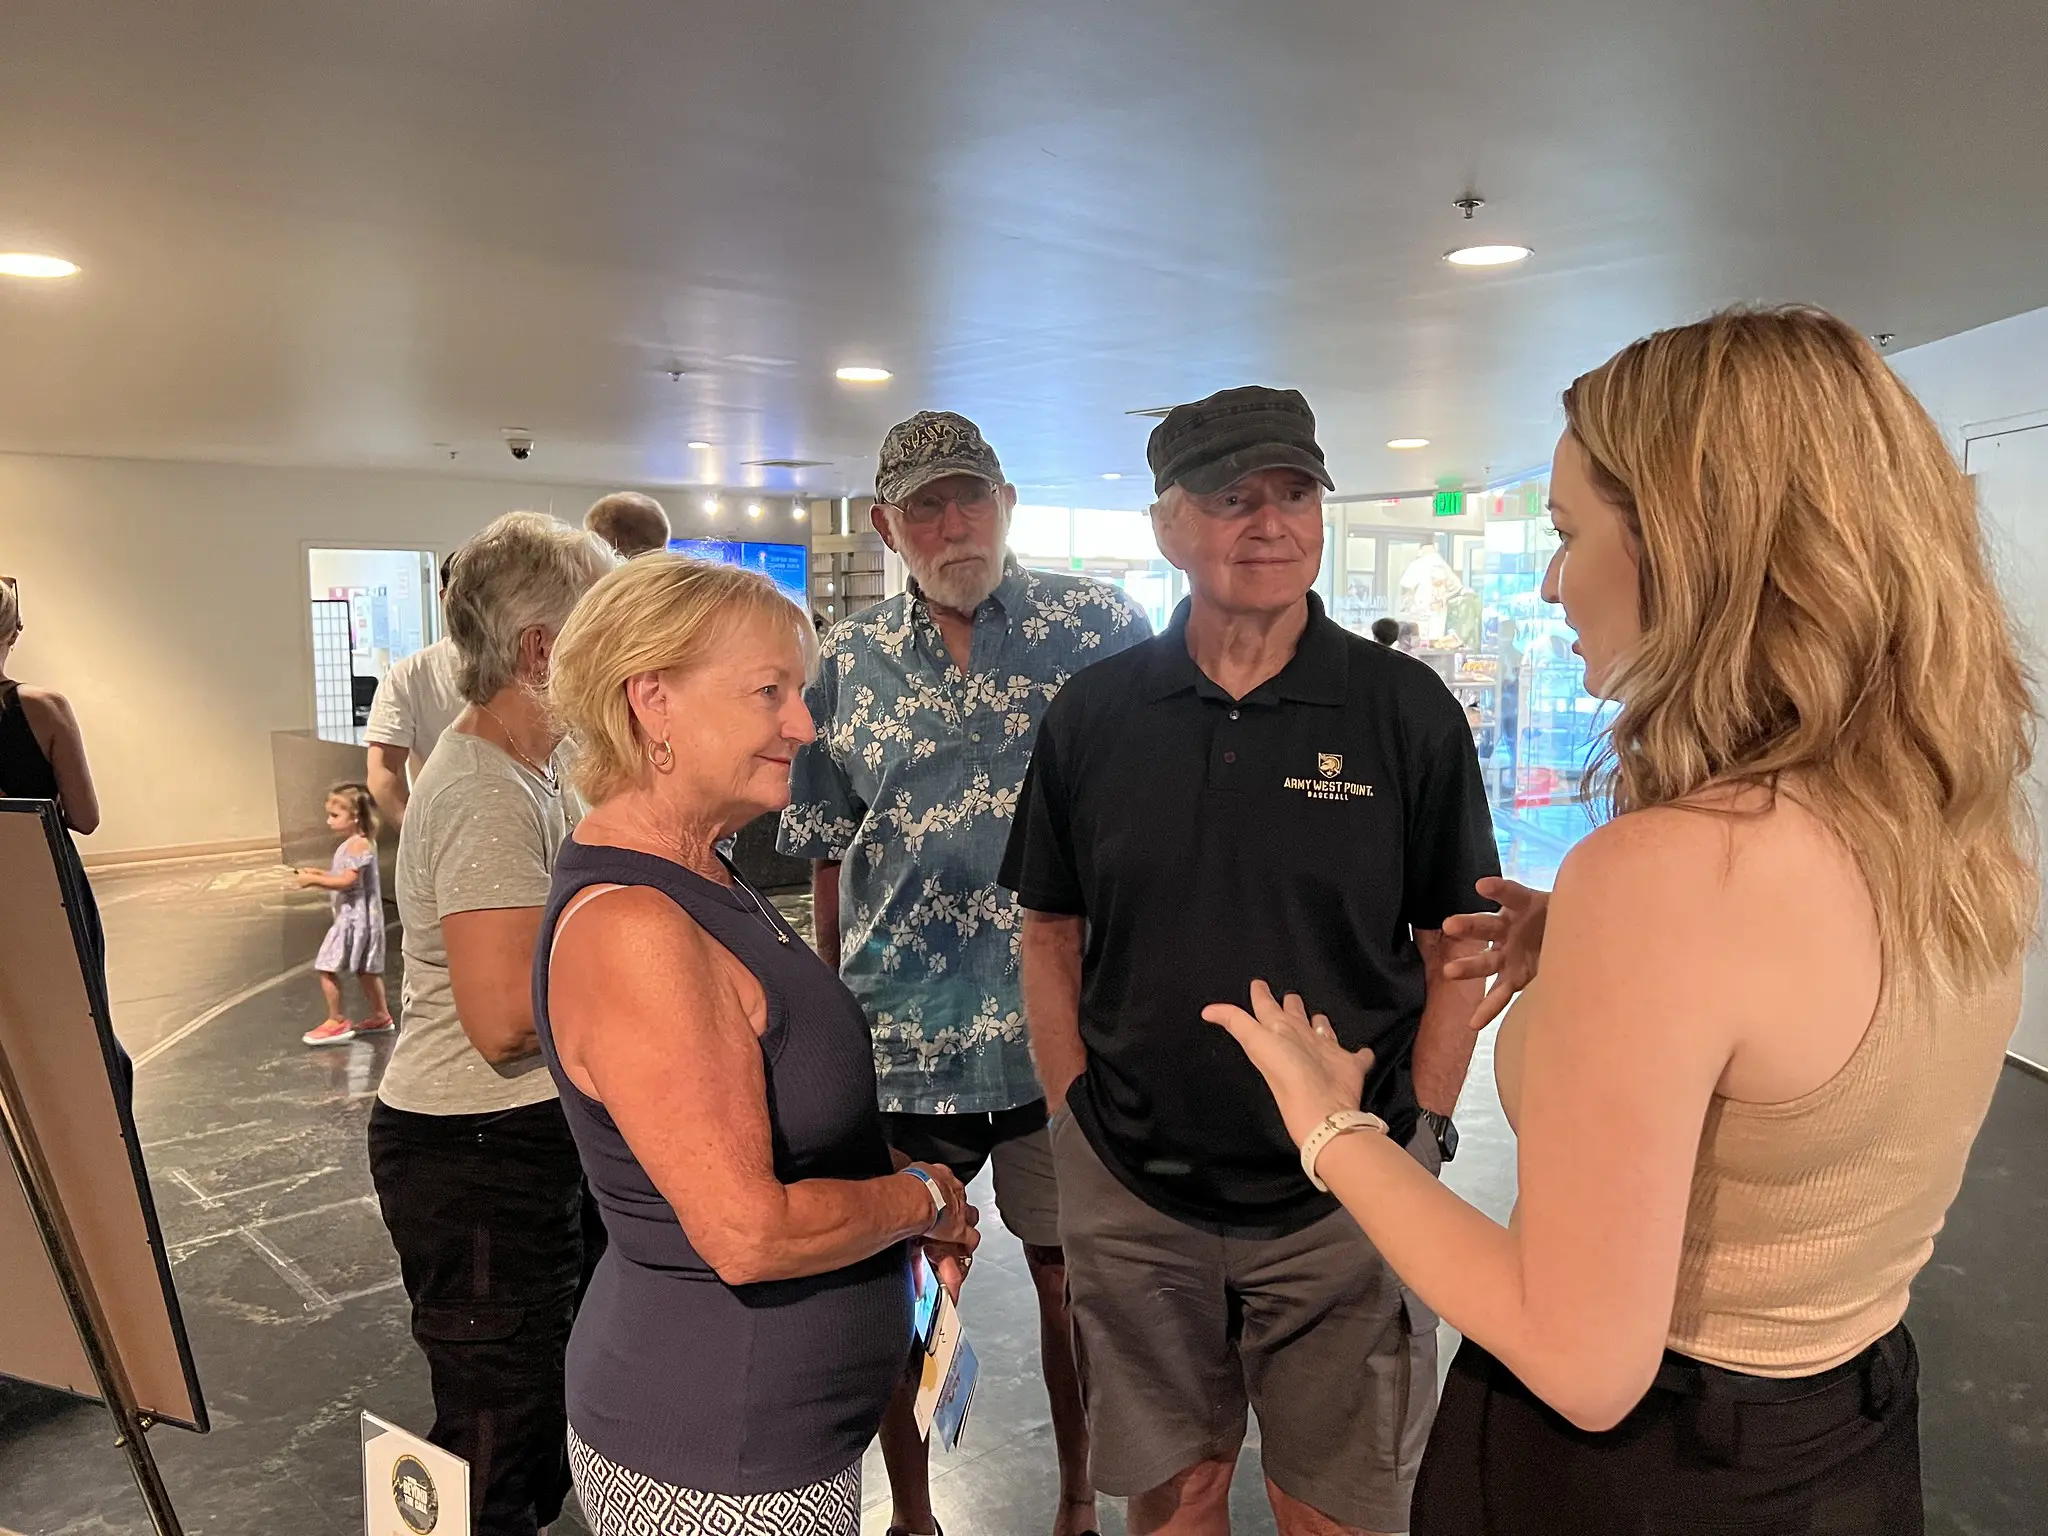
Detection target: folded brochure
<box><xmin>911</xmin><ymin>1252</ymin><xmax>979</xmax><ymax>1452</ymax></box>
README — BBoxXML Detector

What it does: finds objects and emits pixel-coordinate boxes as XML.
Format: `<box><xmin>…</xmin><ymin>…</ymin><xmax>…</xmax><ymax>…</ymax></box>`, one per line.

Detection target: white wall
<box><xmin>1892</xmin><ymin>303</ymin><xmax>2048</xmax><ymax>1068</ymax></box>
<box><xmin>0</xmin><ymin>453</ymin><xmax>635</xmax><ymax>858</ymax></box>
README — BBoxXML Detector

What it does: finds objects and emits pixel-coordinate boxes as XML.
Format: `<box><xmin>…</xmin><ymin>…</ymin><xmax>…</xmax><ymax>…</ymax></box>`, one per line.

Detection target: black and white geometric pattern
<box><xmin>567</xmin><ymin>1426</ymin><xmax>861</xmax><ymax>1536</ymax></box>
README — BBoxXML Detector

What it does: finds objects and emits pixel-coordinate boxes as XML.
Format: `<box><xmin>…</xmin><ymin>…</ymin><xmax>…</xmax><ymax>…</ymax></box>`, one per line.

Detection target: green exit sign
<box><xmin>1433</xmin><ymin>490</ymin><xmax>1463</xmax><ymax>518</ymax></box>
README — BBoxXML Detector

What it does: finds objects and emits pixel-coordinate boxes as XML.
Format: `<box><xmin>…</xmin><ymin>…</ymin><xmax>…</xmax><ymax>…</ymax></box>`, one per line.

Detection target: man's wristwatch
<box><xmin>1419</xmin><ymin>1109</ymin><xmax>1460</xmax><ymax>1164</ymax></box>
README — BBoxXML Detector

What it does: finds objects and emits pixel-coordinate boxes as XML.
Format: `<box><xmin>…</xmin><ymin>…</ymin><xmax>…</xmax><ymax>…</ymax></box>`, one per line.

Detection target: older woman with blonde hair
<box><xmin>537</xmin><ymin>555</ymin><xmax>980</xmax><ymax>1536</ymax></box>
<box><xmin>368</xmin><ymin>510</ymin><xmax>615</xmax><ymax>1536</ymax></box>
<box><xmin>1212</xmin><ymin>307</ymin><xmax>2035</xmax><ymax>1534</ymax></box>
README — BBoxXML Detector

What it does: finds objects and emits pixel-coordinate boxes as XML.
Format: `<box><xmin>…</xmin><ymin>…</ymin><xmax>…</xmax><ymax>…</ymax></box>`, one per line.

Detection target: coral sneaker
<box><xmin>354</xmin><ymin>1014</ymin><xmax>397</xmax><ymax>1036</ymax></box>
<box><xmin>301</xmin><ymin>1018</ymin><xmax>359</xmax><ymax>1047</ymax></box>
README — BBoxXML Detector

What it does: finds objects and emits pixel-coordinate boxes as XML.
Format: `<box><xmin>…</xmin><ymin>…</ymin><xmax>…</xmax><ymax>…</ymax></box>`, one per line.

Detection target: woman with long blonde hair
<box><xmin>1210</xmin><ymin>307</ymin><xmax>2035</xmax><ymax>1533</ymax></box>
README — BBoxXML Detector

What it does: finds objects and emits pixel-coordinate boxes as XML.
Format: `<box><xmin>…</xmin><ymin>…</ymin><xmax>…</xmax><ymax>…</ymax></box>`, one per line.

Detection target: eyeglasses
<box><xmin>894</xmin><ymin>485</ymin><xmax>1000</xmax><ymax>526</ymax></box>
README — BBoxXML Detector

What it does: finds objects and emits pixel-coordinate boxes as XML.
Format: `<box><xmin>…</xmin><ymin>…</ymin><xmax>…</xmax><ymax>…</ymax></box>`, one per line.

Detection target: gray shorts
<box><xmin>1051</xmin><ymin>1109</ymin><xmax>1439</xmax><ymax>1532</ymax></box>
<box><xmin>881</xmin><ymin>1100</ymin><xmax>1061</xmax><ymax>1249</ymax></box>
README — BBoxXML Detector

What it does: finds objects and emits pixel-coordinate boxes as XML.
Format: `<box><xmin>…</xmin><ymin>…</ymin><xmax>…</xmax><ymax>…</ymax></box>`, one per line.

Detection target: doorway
<box><xmin>306</xmin><ymin>548</ymin><xmax>441</xmax><ymax>744</ymax></box>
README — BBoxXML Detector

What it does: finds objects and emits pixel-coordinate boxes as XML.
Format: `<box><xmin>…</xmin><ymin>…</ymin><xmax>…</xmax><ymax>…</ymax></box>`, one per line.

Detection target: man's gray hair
<box><xmin>446</xmin><ymin>512</ymin><xmax>617</xmax><ymax>704</ymax></box>
<box><xmin>583</xmin><ymin>491</ymin><xmax>672</xmax><ymax>559</ymax></box>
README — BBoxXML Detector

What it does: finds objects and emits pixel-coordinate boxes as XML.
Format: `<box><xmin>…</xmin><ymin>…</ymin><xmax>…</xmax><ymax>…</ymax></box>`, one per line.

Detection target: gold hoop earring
<box><xmin>648</xmin><ymin>737</ymin><xmax>675</xmax><ymax>771</ymax></box>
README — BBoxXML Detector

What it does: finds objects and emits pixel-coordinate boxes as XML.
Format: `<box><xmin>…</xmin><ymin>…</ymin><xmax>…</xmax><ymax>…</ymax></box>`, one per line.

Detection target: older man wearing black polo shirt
<box><xmin>1000</xmin><ymin>386</ymin><xmax>1497</xmax><ymax>1536</ymax></box>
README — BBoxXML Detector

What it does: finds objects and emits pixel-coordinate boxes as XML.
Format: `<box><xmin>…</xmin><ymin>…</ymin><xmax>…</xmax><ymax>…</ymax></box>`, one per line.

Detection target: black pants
<box><xmin>368</xmin><ymin>1099</ymin><xmax>607</xmax><ymax>1536</ymax></box>
<box><xmin>1414</xmin><ymin>1324</ymin><xmax>1923</xmax><ymax>1535</ymax></box>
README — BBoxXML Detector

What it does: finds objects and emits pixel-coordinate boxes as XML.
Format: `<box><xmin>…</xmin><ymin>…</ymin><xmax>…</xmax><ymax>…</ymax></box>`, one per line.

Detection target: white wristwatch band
<box><xmin>903</xmin><ymin>1167</ymin><xmax>948</xmax><ymax>1233</ymax></box>
<box><xmin>1300</xmin><ymin>1110</ymin><xmax>1390</xmax><ymax>1192</ymax></box>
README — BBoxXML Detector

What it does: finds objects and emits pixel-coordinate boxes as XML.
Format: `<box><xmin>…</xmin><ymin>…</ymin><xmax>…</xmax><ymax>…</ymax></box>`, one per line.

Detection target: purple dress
<box><xmin>314</xmin><ymin>840</ymin><xmax>385</xmax><ymax>974</ymax></box>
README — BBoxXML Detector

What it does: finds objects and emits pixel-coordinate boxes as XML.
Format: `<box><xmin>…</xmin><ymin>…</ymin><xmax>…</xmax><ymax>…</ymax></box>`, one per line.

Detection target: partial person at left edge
<box><xmin>0</xmin><ymin>571</ymin><xmax>129</xmax><ymax>1100</ymax></box>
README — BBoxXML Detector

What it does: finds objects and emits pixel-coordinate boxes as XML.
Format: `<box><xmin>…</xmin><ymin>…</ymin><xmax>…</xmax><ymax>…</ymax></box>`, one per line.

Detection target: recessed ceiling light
<box><xmin>701</xmin><ymin>497</ymin><xmax>720</xmax><ymax>515</ymax></box>
<box><xmin>1387</xmin><ymin>437</ymin><xmax>1431</xmax><ymax>450</ymax></box>
<box><xmin>1444</xmin><ymin>244</ymin><xmax>1532</xmax><ymax>268</ymax></box>
<box><xmin>1101</xmin><ymin>472</ymin><xmax>1124</xmax><ymax>481</ymax></box>
<box><xmin>687</xmin><ymin>440</ymin><xmax>711</xmax><ymax>450</ymax></box>
<box><xmin>747</xmin><ymin>503</ymin><xmax>763</xmax><ymax>518</ymax></box>
<box><xmin>0</xmin><ymin>252</ymin><xmax>80</xmax><ymax>279</ymax></box>
<box><xmin>791</xmin><ymin>503</ymin><xmax>807</xmax><ymax>521</ymax></box>
<box><xmin>835</xmin><ymin>365</ymin><xmax>892</xmax><ymax>383</ymax></box>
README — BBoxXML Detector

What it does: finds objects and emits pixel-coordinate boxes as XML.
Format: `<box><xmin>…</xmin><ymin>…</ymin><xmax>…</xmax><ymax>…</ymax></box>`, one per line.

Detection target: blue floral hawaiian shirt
<box><xmin>778</xmin><ymin>559</ymin><xmax>1152</xmax><ymax>1113</ymax></box>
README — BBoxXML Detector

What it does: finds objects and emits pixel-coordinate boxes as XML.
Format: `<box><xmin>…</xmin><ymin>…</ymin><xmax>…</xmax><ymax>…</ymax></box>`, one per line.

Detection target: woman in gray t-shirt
<box><xmin>366</xmin><ymin>512</ymin><xmax>613</xmax><ymax>1536</ymax></box>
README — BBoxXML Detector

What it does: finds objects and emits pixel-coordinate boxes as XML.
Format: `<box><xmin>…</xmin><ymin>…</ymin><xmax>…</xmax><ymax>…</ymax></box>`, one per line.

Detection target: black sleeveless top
<box><xmin>0</xmin><ymin>681</ymin><xmax>62</xmax><ymax>800</ymax></box>
<box><xmin>533</xmin><ymin>837</ymin><xmax>912</xmax><ymax>1494</ymax></box>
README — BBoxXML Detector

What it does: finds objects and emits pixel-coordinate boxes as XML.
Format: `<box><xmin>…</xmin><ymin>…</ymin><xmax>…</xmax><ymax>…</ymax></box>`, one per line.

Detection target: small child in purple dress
<box><xmin>297</xmin><ymin>782</ymin><xmax>392</xmax><ymax>1047</ymax></box>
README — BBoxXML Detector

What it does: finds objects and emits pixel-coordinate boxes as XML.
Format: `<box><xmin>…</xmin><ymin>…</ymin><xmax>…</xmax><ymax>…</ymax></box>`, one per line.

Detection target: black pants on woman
<box><xmin>1413</xmin><ymin>1324</ymin><xmax>1923</xmax><ymax>1535</ymax></box>
<box><xmin>369</xmin><ymin>1099</ymin><xmax>607</xmax><ymax>1536</ymax></box>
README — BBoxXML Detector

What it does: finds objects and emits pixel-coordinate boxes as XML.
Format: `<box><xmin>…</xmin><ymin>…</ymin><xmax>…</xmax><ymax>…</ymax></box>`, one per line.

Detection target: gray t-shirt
<box><xmin>379</xmin><ymin>730</ymin><xmax>577</xmax><ymax>1116</ymax></box>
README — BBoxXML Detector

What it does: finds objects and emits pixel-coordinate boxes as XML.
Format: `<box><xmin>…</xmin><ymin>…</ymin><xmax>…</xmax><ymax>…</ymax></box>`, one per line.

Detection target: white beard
<box><xmin>909</xmin><ymin>549</ymin><xmax>1004</xmax><ymax>612</ymax></box>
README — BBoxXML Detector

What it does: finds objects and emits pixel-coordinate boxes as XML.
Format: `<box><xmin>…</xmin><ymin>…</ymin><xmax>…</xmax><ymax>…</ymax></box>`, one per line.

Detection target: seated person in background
<box><xmin>583</xmin><ymin>491</ymin><xmax>672</xmax><ymax>560</ymax></box>
<box><xmin>1370</xmin><ymin>616</ymin><xmax>1400</xmax><ymax>646</ymax></box>
<box><xmin>1212</xmin><ymin>307</ymin><xmax>2036</xmax><ymax>1535</ymax></box>
<box><xmin>365</xmin><ymin>553</ymin><xmax>465</xmax><ymax>829</ymax></box>
<box><xmin>540</xmin><ymin>554</ymin><xmax>978</xmax><ymax>1536</ymax></box>
<box><xmin>369</xmin><ymin>512</ymin><xmax>616</xmax><ymax>1536</ymax></box>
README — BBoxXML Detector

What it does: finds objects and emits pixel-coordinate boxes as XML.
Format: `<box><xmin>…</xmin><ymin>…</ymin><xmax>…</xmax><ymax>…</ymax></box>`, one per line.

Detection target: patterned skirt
<box><xmin>567</xmin><ymin>1425</ymin><xmax>861</xmax><ymax>1536</ymax></box>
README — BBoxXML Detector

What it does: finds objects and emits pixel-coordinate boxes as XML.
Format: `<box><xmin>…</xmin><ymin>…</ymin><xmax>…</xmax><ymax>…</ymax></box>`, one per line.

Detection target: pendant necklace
<box><xmin>479</xmin><ymin>705</ymin><xmax>560</xmax><ymax>796</ymax></box>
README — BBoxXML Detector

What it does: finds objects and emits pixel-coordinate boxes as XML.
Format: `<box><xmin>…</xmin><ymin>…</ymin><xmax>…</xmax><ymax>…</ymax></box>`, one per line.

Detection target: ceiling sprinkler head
<box><xmin>1873</xmin><ymin>332</ymin><xmax>1896</xmax><ymax>349</ymax></box>
<box><xmin>1454</xmin><ymin>195</ymin><xmax>1486</xmax><ymax>220</ymax></box>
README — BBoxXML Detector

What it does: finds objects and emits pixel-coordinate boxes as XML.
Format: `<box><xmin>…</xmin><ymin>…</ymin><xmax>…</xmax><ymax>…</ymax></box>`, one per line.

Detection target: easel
<box><xmin>0</xmin><ymin>1050</ymin><xmax>184</xmax><ymax>1535</ymax></box>
<box><xmin>0</xmin><ymin>800</ymin><xmax>205</xmax><ymax>1536</ymax></box>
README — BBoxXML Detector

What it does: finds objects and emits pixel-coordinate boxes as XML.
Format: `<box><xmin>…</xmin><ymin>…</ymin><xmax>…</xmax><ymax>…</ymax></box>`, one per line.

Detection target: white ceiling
<box><xmin>2</xmin><ymin>0</ymin><xmax>2046</xmax><ymax>508</ymax></box>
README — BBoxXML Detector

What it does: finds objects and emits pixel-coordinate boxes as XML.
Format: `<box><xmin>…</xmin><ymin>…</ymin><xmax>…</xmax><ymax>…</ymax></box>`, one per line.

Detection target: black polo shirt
<box><xmin>999</xmin><ymin>593</ymin><xmax>1499</xmax><ymax>1238</ymax></box>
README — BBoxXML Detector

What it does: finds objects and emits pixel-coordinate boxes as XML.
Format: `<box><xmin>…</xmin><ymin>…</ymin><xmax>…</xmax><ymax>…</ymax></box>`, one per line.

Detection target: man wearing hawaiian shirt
<box><xmin>780</xmin><ymin>410</ymin><xmax>1151</xmax><ymax>1536</ymax></box>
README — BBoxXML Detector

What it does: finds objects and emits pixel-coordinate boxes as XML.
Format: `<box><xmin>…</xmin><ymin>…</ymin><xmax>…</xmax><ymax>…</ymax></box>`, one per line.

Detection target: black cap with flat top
<box><xmin>1147</xmin><ymin>385</ymin><xmax>1336</xmax><ymax>496</ymax></box>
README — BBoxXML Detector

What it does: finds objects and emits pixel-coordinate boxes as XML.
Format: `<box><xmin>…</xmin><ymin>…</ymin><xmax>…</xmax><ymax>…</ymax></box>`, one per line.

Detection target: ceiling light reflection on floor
<box><xmin>1443</xmin><ymin>244</ymin><xmax>1532</xmax><ymax>268</ymax></box>
<box><xmin>0</xmin><ymin>252</ymin><xmax>80</xmax><ymax>278</ymax></box>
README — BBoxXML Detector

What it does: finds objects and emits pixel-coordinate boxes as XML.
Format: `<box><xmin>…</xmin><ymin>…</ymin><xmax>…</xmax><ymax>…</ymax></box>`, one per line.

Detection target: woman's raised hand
<box><xmin>1442</xmin><ymin>877</ymin><xmax>1551</xmax><ymax>1032</ymax></box>
<box><xmin>1203</xmin><ymin>981</ymin><xmax>1373</xmax><ymax>1147</ymax></box>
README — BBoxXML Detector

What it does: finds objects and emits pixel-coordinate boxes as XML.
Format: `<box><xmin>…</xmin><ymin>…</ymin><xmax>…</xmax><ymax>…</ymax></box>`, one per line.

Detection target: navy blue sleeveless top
<box><xmin>533</xmin><ymin>837</ymin><xmax>912</xmax><ymax>1494</ymax></box>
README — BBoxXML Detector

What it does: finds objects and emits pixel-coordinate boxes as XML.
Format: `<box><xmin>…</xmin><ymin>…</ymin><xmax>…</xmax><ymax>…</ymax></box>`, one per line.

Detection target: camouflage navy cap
<box><xmin>875</xmin><ymin>411</ymin><xmax>1005</xmax><ymax>506</ymax></box>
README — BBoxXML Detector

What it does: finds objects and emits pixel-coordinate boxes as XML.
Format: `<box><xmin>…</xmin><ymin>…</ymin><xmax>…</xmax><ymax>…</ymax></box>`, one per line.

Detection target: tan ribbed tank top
<box><xmin>1499</xmin><ymin>962</ymin><xmax>2020</xmax><ymax>1378</ymax></box>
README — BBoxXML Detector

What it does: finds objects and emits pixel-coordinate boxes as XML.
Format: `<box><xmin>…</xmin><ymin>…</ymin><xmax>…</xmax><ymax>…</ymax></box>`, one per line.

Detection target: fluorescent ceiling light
<box><xmin>687</xmin><ymin>440</ymin><xmax>711</xmax><ymax>450</ymax></box>
<box><xmin>0</xmin><ymin>252</ymin><xmax>80</xmax><ymax>278</ymax></box>
<box><xmin>1101</xmin><ymin>472</ymin><xmax>1124</xmax><ymax>481</ymax></box>
<box><xmin>1444</xmin><ymin>244</ymin><xmax>1532</xmax><ymax>268</ymax></box>
<box><xmin>835</xmin><ymin>365</ymin><xmax>892</xmax><ymax>383</ymax></box>
<box><xmin>1387</xmin><ymin>437</ymin><xmax>1431</xmax><ymax>450</ymax></box>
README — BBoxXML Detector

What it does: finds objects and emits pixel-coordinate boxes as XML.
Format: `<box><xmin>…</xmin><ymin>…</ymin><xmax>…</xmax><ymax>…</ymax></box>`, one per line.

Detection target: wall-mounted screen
<box><xmin>668</xmin><ymin>539</ymin><xmax>810</xmax><ymax>607</ymax></box>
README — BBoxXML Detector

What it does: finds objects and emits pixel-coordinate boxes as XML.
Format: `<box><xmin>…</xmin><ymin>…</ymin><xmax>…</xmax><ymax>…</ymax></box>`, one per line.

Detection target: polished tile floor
<box><xmin>0</xmin><ymin>850</ymin><xmax>2042</xmax><ymax>1535</ymax></box>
